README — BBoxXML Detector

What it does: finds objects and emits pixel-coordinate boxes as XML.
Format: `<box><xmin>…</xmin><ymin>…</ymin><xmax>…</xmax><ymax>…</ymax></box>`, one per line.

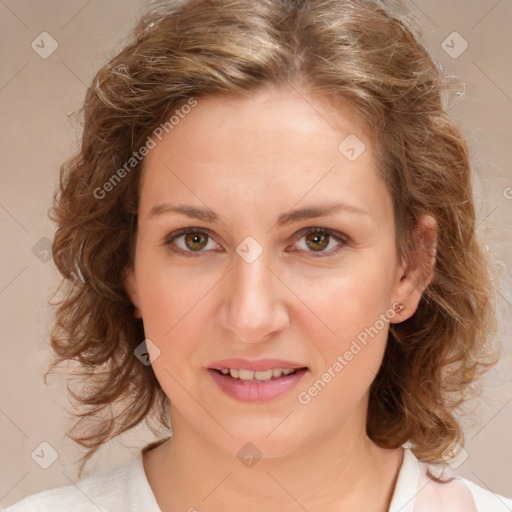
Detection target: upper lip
<box><xmin>208</xmin><ymin>358</ymin><xmax>307</xmax><ymax>372</ymax></box>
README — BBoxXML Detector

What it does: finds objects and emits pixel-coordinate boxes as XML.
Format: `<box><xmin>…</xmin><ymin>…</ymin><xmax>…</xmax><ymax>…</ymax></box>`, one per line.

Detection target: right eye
<box><xmin>164</xmin><ymin>227</ymin><xmax>222</xmax><ymax>256</ymax></box>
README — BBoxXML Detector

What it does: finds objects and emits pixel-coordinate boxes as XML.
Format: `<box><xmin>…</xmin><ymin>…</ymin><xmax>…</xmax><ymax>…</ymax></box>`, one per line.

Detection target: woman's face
<box><xmin>125</xmin><ymin>85</ymin><xmax>412</xmax><ymax>457</ymax></box>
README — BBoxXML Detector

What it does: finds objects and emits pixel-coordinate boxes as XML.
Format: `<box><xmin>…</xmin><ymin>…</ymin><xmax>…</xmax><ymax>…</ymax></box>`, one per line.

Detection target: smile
<box><xmin>218</xmin><ymin>368</ymin><xmax>298</xmax><ymax>381</ymax></box>
<box><xmin>207</xmin><ymin>363</ymin><xmax>308</xmax><ymax>402</ymax></box>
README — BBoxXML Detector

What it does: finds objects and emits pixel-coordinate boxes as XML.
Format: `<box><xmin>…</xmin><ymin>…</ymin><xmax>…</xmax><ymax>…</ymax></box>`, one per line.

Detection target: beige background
<box><xmin>0</xmin><ymin>0</ymin><xmax>511</xmax><ymax>508</ymax></box>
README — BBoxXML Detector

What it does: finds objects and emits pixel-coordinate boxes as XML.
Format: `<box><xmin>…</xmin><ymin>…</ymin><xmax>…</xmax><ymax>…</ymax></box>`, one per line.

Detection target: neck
<box><xmin>144</xmin><ymin>408</ymin><xmax>403</xmax><ymax>512</ymax></box>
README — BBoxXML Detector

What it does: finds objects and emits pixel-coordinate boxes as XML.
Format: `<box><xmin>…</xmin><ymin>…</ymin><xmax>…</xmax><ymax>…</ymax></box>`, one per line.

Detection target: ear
<box><xmin>390</xmin><ymin>214</ymin><xmax>437</xmax><ymax>324</ymax></box>
<box><xmin>123</xmin><ymin>266</ymin><xmax>143</xmax><ymax>319</ymax></box>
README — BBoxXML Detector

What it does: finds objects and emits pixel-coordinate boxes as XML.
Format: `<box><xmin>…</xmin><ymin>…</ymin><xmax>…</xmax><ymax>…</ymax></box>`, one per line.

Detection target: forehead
<box><xmin>145</xmin><ymin>85</ymin><xmax>370</xmax><ymax>164</ymax></box>
<box><xmin>138</xmin><ymin>85</ymin><xmax>390</xmax><ymax>223</ymax></box>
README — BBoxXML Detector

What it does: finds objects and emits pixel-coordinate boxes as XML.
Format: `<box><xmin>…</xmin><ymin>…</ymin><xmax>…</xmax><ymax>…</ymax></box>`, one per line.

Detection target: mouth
<box><xmin>213</xmin><ymin>367</ymin><xmax>304</xmax><ymax>381</ymax></box>
<box><xmin>207</xmin><ymin>359</ymin><xmax>308</xmax><ymax>402</ymax></box>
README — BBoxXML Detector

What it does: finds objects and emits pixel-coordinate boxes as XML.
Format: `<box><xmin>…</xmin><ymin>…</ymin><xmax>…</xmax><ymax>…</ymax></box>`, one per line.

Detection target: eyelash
<box><xmin>163</xmin><ymin>227</ymin><xmax>348</xmax><ymax>258</ymax></box>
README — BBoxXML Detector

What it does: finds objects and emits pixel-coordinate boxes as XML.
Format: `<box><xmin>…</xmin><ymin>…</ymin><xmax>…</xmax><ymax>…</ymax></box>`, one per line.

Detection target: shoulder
<box><xmin>458</xmin><ymin>476</ymin><xmax>512</xmax><ymax>512</ymax></box>
<box><xmin>2</xmin><ymin>455</ymin><xmax>141</xmax><ymax>512</ymax></box>
<box><xmin>416</xmin><ymin>457</ymin><xmax>512</xmax><ymax>512</ymax></box>
<box><xmin>390</xmin><ymin>448</ymin><xmax>512</xmax><ymax>512</ymax></box>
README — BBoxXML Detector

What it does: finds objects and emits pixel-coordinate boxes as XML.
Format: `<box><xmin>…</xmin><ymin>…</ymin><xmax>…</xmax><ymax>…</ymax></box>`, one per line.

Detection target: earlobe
<box><xmin>390</xmin><ymin>214</ymin><xmax>437</xmax><ymax>323</ymax></box>
<box><xmin>123</xmin><ymin>267</ymin><xmax>142</xmax><ymax>319</ymax></box>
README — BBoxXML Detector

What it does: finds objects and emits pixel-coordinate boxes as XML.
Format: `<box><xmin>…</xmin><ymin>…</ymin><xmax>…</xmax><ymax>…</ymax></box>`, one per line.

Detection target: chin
<box><xmin>201</xmin><ymin>413</ymin><xmax>312</xmax><ymax>461</ymax></box>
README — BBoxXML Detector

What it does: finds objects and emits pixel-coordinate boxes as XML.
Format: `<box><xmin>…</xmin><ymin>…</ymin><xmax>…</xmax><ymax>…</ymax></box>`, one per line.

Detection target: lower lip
<box><xmin>208</xmin><ymin>368</ymin><xmax>308</xmax><ymax>402</ymax></box>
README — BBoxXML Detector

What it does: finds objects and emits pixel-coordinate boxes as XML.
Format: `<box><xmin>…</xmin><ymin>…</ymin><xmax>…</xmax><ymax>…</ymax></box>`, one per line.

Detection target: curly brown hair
<box><xmin>46</xmin><ymin>0</ymin><xmax>498</xmax><ymax>475</ymax></box>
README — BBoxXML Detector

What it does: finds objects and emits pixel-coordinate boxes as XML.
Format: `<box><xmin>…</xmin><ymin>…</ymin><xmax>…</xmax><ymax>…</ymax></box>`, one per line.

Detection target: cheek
<box><xmin>133</xmin><ymin>277</ymin><xmax>195</xmax><ymax>388</ymax></box>
<box><xmin>135</xmin><ymin>250</ymin><xmax>214</xmax><ymax>337</ymax></box>
<box><xmin>293</xmin><ymin>258</ymin><xmax>397</xmax><ymax>348</ymax></box>
<box><xmin>140</xmin><ymin>281</ymin><xmax>206</xmax><ymax>405</ymax></box>
<box><xmin>140</xmin><ymin>286</ymin><xmax>206</xmax><ymax>366</ymax></box>
<box><xmin>293</xmin><ymin>273</ymin><xmax>393</xmax><ymax>422</ymax></box>
<box><xmin>290</xmin><ymin>254</ymin><xmax>397</xmax><ymax>407</ymax></box>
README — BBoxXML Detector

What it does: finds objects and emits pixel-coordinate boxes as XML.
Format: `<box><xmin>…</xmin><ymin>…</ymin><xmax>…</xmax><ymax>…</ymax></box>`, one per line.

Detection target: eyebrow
<box><xmin>147</xmin><ymin>202</ymin><xmax>369</xmax><ymax>226</ymax></box>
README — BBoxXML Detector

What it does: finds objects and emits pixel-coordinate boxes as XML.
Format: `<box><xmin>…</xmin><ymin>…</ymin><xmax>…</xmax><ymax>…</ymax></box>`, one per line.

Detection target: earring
<box><xmin>393</xmin><ymin>303</ymin><xmax>405</xmax><ymax>315</ymax></box>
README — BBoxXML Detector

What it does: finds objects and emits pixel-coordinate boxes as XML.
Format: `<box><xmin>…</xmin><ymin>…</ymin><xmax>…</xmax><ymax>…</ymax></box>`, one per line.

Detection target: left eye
<box><xmin>164</xmin><ymin>227</ymin><xmax>347</xmax><ymax>257</ymax></box>
<box><xmin>290</xmin><ymin>228</ymin><xmax>347</xmax><ymax>257</ymax></box>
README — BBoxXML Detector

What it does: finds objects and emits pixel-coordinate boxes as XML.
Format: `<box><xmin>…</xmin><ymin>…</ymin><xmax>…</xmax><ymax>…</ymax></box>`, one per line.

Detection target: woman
<box><xmin>5</xmin><ymin>0</ymin><xmax>511</xmax><ymax>510</ymax></box>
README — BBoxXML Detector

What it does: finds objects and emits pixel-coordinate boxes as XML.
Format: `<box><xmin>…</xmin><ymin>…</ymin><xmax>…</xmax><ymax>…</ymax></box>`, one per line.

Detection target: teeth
<box><xmin>219</xmin><ymin>368</ymin><xmax>299</xmax><ymax>381</ymax></box>
<box><xmin>254</xmin><ymin>370</ymin><xmax>273</xmax><ymax>381</ymax></box>
<box><xmin>237</xmin><ymin>369</ymin><xmax>254</xmax><ymax>380</ymax></box>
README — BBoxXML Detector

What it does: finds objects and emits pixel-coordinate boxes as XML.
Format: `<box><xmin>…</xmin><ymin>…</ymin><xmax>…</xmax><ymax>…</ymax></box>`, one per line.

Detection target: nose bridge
<box><xmin>222</xmin><ymin>244</ymin><xmax>288</xmax><ymax>342</ymax></box>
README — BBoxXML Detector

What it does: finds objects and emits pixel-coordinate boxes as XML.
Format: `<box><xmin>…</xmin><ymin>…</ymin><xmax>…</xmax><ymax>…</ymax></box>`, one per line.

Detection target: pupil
<box><xmin>307</xmin><ymin>233</ymin><xmax>328</xmax><ymax>251</ymax></box>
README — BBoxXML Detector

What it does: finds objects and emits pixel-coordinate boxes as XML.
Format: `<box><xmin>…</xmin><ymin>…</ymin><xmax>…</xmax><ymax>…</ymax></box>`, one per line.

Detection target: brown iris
<box><xmin>184</xmin><ymin>232</ymin><xmax>208</xmax><ymax>251</ymax></box>
<box><xmin>305</xmin><ymin>232</ymin><xmax>329</xmax><ymax>252</ymax></box>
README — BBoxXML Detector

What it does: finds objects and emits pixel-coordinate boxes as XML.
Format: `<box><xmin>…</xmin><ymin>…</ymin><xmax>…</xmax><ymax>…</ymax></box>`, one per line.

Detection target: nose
<box><xmin>220</xmin><ymin>247</ymin><xmax>289</xmax><ymax>344</ymax></box>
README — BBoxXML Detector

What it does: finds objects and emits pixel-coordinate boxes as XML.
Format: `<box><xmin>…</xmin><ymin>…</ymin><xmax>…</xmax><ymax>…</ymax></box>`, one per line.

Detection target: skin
<box><xmin>124</xmin><ymin>84</ymin><xmax>436</xmax><ymax>512</ymax></box>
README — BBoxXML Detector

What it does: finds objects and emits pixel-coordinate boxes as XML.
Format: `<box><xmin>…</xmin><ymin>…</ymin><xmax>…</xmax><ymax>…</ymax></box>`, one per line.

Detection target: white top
<box><xmin>3</xmin><ymin>447</ymin><xmax>512</xmax><ymax>511</ymax></box>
